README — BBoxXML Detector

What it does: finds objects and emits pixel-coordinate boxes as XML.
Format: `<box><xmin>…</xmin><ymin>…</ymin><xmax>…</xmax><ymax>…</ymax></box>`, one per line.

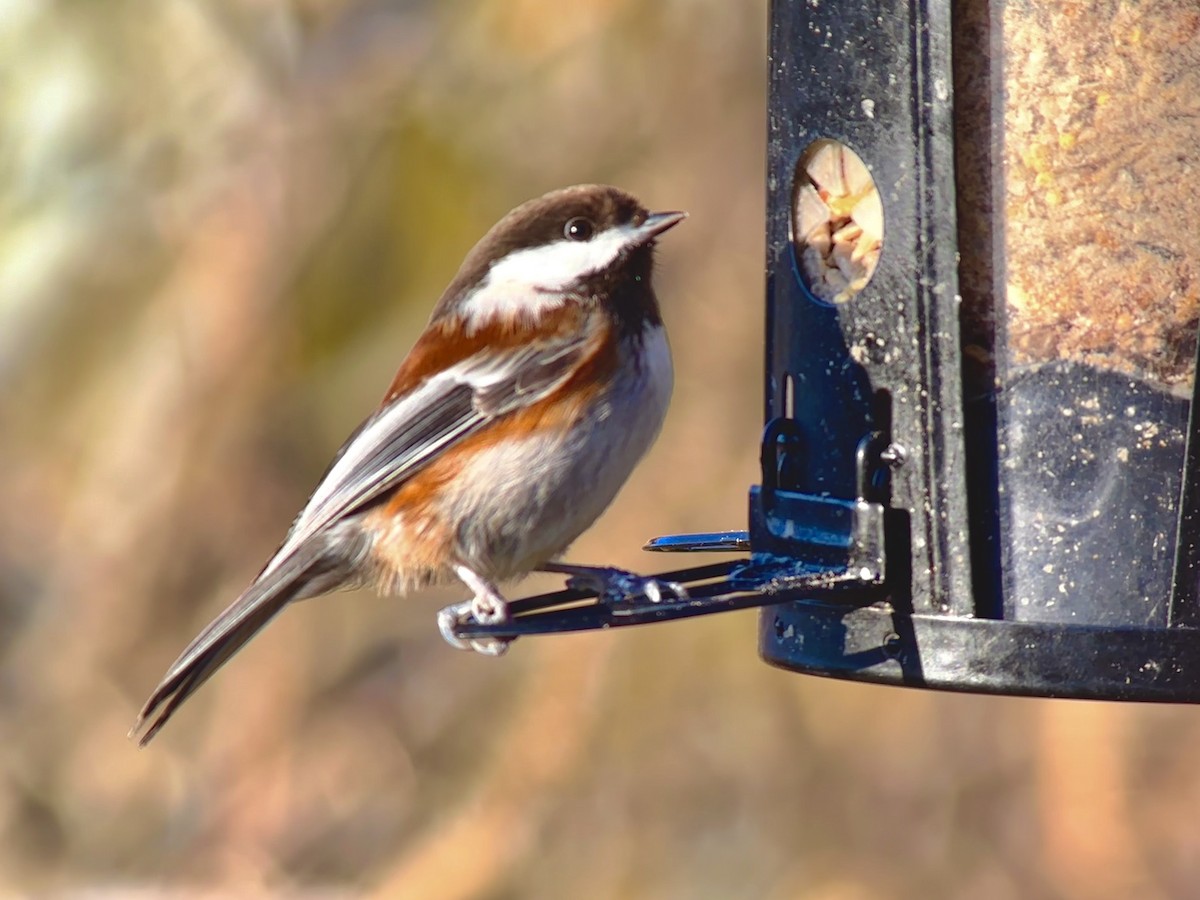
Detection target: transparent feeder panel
<box><xmin>954</xmin><ymin>1</ymin><xmax>1200</xmax><ymax>624</ymax></box>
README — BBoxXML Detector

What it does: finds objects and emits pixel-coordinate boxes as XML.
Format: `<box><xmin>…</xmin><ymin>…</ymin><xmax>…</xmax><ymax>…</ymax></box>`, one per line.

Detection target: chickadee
<box><xmin>132</xmin><ymin>184</ymin><xmax>685</xmax><ymax>745</ymax></box>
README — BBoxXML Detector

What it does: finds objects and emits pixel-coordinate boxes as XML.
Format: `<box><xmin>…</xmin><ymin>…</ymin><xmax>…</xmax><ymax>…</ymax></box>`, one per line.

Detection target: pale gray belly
<box><xmin>441</xmin><ymin>326</ymin><xmax>672</xmax><ymax>580</ymax></box>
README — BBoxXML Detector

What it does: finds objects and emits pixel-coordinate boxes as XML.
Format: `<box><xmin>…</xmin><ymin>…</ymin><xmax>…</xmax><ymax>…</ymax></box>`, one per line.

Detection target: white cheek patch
<box><xmin>461</xmin><ymin>225</ymin><xmax>638</xmax><ymax>322</ymax></box>
<box><xmin>459</xmin><ymin>277</ymin><xmax>567</xmax><ymax>326</ymax></box>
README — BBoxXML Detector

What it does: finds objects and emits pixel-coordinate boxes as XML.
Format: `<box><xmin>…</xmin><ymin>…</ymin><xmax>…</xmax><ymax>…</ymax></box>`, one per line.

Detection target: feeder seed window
<box><xmin>792</xmin><ymin>139</ymin><xmax>883</xmax><ymax>304</ymax></box>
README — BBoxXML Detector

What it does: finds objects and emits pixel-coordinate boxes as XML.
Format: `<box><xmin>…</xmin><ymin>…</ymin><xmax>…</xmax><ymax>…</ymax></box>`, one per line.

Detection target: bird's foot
<box><xmin>437</xmin><ymin>600</ymin><xmax>510</xmax><ymax>656</ymax></box>
<box><xmin>540</xmin><ymin>561</ymin><xmax>689</xmax><ymax>606</ymax></box>
<box><xmin>438</xmin><ymin>565</ymin><xmax>511</xmax><ymax>655</ymax></box>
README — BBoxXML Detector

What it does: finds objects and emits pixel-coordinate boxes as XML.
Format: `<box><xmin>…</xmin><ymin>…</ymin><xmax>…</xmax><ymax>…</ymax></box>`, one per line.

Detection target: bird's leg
<box><xmin>436</xmin><ymin>565</ymin><xmax>511</xmax><ymax>656</ymax></box>
<box><xmin>539</xmin><ymin>561</ymin><xmax>689</xmax><ymax>605</ymax></box>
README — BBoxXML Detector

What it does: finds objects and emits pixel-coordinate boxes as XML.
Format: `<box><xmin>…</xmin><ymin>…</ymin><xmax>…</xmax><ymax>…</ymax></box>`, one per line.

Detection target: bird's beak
<box><xmin>637</xmin><ymin>210</ymin><xmax>688</xmax><ymax>241</ymax></box>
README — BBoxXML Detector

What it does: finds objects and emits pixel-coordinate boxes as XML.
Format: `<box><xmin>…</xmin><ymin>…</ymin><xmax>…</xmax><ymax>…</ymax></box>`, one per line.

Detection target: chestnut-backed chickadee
<box><xmin>132</xmin><ymin>184</ymin><xmax>685</xmax><ymax>745</ymax></box>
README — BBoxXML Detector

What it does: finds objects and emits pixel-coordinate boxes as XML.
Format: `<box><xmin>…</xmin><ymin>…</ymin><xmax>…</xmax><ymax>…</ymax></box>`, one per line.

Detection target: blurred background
<box><xmin>3</xmin><ymin>0</ymin><xmax>1200</xmax><ymax>897</ymax></box>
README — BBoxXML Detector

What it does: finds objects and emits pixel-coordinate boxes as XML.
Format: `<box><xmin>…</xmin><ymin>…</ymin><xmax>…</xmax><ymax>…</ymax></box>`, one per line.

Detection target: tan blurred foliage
<box><xmin>2</xmin><ymin>0</ymin><xmax>1200</xmax><ymax>897</ymax></box>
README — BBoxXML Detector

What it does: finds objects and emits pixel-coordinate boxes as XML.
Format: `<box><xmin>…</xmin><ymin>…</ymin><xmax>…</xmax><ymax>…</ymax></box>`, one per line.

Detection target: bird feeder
<box><xmin>455</xmin><ymin>0</ymin><xmax>1200</xmax><ymax>702</ymax></box>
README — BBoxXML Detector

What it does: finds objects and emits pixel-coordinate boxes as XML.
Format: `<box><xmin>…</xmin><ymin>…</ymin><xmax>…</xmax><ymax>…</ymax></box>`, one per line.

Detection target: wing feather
<box><xmin>266</xmin><ymin>325</ymin><xmax>597</xmax><ymax>570</ymax></box>
<box><xmin>133</xmin><ymin>321</ymin><xmax>601</xmax><ymax>743</ymax></box>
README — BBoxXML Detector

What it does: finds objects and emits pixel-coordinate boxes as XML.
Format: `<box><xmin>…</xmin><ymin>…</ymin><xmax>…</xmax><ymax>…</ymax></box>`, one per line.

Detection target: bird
<box><xmin>132</xmin><ymin>183</ymin><xmax>686</xmax><ymax>745</ymax></box>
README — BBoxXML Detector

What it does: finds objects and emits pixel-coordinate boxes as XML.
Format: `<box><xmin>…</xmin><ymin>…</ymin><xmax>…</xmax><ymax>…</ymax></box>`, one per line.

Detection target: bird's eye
<box><xmin>564</xmin><ymin>217</ymin><xmax>594</xmax><ymax>241</ymax></box>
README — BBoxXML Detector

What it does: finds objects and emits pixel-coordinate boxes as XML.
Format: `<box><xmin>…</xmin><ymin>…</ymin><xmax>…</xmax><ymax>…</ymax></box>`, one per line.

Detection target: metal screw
<box><xmin>879</xmin><ymin>443</ymin><xmax>907</xmax><ymax>468</ymax></box>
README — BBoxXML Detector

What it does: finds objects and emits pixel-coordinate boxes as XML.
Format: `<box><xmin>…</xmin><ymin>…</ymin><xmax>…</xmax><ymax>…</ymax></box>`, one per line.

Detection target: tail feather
<box><xmin>132</xmin><ymin>544</ymin><xmax>340</xmax><ymax>746</ymax></box>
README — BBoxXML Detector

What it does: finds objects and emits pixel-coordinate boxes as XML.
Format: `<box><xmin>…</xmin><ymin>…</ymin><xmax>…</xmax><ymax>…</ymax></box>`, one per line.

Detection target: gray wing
<box><xmin>132</xmin><ymin>327</ymin><xmax>596</xmax><ymax>744</ymax></box>
<box><xmin>279</xmin><ymin>330</ymin><xmax>592</xmax><ymax>556</ymax></box>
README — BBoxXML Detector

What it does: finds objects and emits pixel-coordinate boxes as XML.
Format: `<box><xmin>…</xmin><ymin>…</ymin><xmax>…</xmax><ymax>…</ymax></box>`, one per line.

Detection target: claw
<box><xmin>437</xmin><ymin>600</ymin><xmax>510</xmax><ymax>656</ymax></box>
<box><xmin>550</xmin><ymin>563</ymin><xmax>689</xmax><ymax>606</ymax></box>
<box><xmin>439</xmin><ymin>564</ymin><xmax>513</xmax><ymax>656</ymax></box>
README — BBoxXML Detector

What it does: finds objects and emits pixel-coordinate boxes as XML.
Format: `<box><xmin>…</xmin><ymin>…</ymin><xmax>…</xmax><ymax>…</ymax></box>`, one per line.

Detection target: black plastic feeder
<box><xmin>455</xmin><ymin>0</ymin><xmax>1200</xmax><ymax>702</ymax></box>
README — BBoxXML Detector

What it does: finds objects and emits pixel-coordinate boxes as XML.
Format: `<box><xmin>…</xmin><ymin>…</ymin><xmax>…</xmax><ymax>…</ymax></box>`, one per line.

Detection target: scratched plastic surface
<box><xmin>951</xmin><ymin>2</ymin><xmax>1200</xmax><ymax>626</ymax></box>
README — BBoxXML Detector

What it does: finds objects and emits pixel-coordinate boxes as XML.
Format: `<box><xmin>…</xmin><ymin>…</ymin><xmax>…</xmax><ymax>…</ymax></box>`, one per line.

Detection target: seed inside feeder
<box><xmin>792</xmin><ymin>140</ymin><xmax>883</xmax><ymax>303</ymax></box>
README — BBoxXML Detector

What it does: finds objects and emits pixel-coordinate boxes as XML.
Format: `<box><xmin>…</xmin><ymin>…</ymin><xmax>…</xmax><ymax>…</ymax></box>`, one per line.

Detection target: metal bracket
<box><xmin>448</xmin><ymin>419</ymin><xmax>895</xmax><ymax>645</ymax></box>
